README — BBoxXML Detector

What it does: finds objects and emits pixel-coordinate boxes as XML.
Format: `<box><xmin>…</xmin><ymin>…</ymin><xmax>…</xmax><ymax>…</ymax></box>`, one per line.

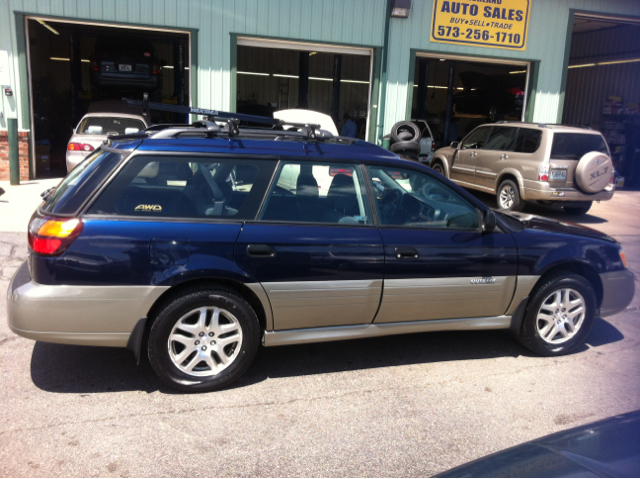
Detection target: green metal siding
<box><xmin>1</xmin><ymin>0</ymin><xmax>639</xmax><ymax>136</ymax></box>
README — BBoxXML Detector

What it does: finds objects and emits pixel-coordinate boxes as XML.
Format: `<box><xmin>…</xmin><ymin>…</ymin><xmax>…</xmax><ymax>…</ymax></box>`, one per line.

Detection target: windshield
<box><xmin>77</xmin><ymin>117</ymin><xmax>146</xmax><ymax>136</ymax></box>
<box><xmin>551</xmin><ymin>133</ymin><xmax>609</xmax><ymax>160</ymax></box>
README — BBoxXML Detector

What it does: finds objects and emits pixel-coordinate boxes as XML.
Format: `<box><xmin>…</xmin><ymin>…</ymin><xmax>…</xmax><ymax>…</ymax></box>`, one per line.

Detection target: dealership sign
<box><xmin>430</xmin><ymin>0</ymin><xmax>531</xmax><ymax>50</ymax></box>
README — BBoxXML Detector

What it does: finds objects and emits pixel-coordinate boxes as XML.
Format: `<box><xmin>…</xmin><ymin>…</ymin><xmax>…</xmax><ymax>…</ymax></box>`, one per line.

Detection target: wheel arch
<box><xmin>534</xmin><ymin>261</ymin><xmax>604</xmax><ymax>309</ymax></box>
<box><xmin>430</xmin><ymin>154</ymin><xmax>450</xmax><ymax>177</ymax></box>
<box><xmin>496</xmin><ymin>169</ymin><xmax>524</xmax><ymax>195</ymax></box>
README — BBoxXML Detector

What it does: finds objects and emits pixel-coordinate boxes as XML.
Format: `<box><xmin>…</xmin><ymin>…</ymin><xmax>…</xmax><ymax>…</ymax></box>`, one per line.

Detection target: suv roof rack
<box><xmin>122</xmin><ymin>94</ymin><xmax>354</xmax><ymax>143</ymax></box>
<box><xmin>494</xmin><ymin>120</ymin><xmax>593</xmax><ymax>130</ymax></box>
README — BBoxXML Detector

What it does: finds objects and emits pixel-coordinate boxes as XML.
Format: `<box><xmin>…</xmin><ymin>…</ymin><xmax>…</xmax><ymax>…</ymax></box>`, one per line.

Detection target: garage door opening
<box><xmin>411</xmin><ymin>54</ymin><xmax>529</xmax><ymax>149</ymax></box>
<box><xmin>26</xmin><ymin>17</ymin><xmax>190</xmax><ymax>178</ymax></box>
<box><xmin>562</xmin><ymin>14</ymin><xmax>640</xmax><ymax>188</ymax></box>
<box><xmin>236</xmin><ymin>37</ymin><xmax>373</xmax><ymax>140</ymax></box>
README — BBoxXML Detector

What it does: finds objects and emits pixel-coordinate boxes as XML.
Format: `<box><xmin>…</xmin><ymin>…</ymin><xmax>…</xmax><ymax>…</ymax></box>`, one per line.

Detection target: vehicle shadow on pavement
<box><xmin>29</xmin><ymin>319</ymin><xmax>624</xmax><ymax>394</ymax></box>
<box><xmin>469</xmin><ymin>190</ymin><xmax>608</xmax><ymax>225</ymax></box>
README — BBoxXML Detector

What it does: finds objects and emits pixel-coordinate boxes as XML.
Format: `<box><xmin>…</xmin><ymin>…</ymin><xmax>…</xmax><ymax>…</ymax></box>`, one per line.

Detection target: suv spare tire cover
<box><xmin>575</xmin><ymin>151</ymin><xmax>613</xmax><ymax>193</ymax></box>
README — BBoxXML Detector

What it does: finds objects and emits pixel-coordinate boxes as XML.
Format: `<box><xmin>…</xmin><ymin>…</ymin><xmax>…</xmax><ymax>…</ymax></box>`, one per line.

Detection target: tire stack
<box><xmin>388</xmin><ymin>121</ymin><xmax>421</xmax><ymax>161</ymax></box>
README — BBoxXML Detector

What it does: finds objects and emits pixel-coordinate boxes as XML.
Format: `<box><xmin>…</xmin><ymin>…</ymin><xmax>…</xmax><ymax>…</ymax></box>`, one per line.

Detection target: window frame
<box><xmin>81</xmin><ymin>151</ymin><xmax>279</xmax><ymax>223</ymax></box>
<box><xmin>253</xmin><ymin>159</ymin><xmax>376</xmax><ymax>228</ymax></box>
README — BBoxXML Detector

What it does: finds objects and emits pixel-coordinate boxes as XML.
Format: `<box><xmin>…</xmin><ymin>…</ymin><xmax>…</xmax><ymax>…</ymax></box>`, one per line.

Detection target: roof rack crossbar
<box><xmin>123</xmin><ymin>96</ymin><xmax>321</xmax><ymax>137</ymax></box>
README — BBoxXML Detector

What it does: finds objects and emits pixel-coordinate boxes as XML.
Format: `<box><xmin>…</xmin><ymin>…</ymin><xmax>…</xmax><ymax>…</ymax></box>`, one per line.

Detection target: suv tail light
<box><xmin>68</xmin><ymin>142</ymin><xmax>95</xmax><ymax>152</ymax></box>
<box><xmin>91</xmin><ymin>59</ymin><xmax>98</xmax><ymax>71</ymax></box>
<box><xmin>28</xmin><ymin>214</ymin><xmax>84</xmax><ymax>256</ymax></box>
<box><xmin>610</xmin><ymin>169</ymin><xmax>616</xmax><ymax>185</ymax></box>
<box><xmin>152</xmin><ymin>62</ymin><xmax>159</xmax><ymax>75</ymax></box>
<box><xmin>431</xmin><ymin>142</ymin><xmax>435</xmax><ymax>152</ymax></box>
<box><xmin>538</xmin><ymin>164</ymin><xmax>549</xmax><ymax>182</ymax></box>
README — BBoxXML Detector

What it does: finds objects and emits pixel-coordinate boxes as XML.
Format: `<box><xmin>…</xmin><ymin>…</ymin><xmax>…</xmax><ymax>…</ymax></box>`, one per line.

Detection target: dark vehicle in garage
<box><xmin>90</xmin><ymin>35</ymin><xmax>161</xmax><ymax>96</ymax></box>
<box><xmin>454</xmin><ymin>71</ymin><xmax>525</xmax><ymax>121</ymax></box>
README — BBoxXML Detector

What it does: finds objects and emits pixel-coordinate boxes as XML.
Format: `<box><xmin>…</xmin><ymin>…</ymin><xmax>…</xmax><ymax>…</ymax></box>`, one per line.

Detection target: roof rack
<box><xmin>494</xmin><ymin>120</ymin><xmax>593</xmax><ymax>130</ymax></box>
<box><xmin>122</xmin><ymin>94</ymin><xmax>351</xmax><ymax>142</ymax></box>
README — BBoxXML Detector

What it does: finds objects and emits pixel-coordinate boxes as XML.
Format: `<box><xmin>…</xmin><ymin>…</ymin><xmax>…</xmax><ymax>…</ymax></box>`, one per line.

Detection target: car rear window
<box><xmin>551</xmin><ymin>133</ymin><xmax>608</xmax><ymax>160</ymax></box>
<box><xmin>78</xmin><ymin>117</ymin><xmax>146</xmax><ymax>136</ymax></box>
<box><xmin>42</xmin><ymin>149</ymin><xmax>123</xmax><ymax>215</ymax></box>
<box><xmin>514</xmin><ymin>128</ymin><xmax>542</xmax><ymax>153</ymax></box>
<box><xmin>89</xmin><ymin>156</ymin><xmax>276</xmax><ymax>220</ymax></box>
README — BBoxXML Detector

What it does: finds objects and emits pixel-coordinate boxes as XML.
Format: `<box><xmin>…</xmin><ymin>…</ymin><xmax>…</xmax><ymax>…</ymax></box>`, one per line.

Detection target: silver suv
<box><xmin>430</xmin><ymin>122</ymin><xmax>615</xmax><ymax>215</ymax></box>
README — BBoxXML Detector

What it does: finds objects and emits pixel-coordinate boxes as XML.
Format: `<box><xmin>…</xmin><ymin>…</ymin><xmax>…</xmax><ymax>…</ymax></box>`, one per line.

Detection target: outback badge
<box><xmin>135</xmin><ymin>204</ymin><xmax>162</xmax><ymax>212</ymax></box>
<box><xmin>471</xmin><ymin>278</ymin><xmax>496</xmax><ymax>284</ymax></box>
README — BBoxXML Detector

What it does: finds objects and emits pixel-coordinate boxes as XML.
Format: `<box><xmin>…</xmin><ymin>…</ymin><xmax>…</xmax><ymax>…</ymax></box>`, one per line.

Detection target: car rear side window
<box><xmin>42</xmin><ymin>149</ymin><xmax>123</xmax><ymax>215</ymax></box>
<box><xmin>259</xmin><ymin>162</ymin><xmax>372</xmax><ymax>225</ymax></box>
<box><xmin>88</xmin><ymin>156</ymin><xmax>276</xmax><ymax>220</ymax></box>
<box><xmin>551</xmin><ymin>133</ymin><xmax>608</xmax><ymax>160</ymax></box>
<box><xmin>515</xmin><ymin>128</ymin><xmax>542</xmax><ymax>153</ymax></box>
<box><xmin>485</xmin><ymin>127</ymin><xmax>517</xmax><ymax>151</ymax></box>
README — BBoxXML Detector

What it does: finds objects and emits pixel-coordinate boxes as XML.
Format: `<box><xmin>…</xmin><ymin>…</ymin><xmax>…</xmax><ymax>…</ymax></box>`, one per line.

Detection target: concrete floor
<box><xmin>1</xmin><ymin>181</ymin><xmax>639</xmax><ymax>477</ymax></box>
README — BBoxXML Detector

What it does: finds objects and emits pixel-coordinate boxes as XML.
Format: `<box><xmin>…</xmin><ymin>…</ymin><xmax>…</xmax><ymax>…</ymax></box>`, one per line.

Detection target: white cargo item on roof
<box><xmin>274</xmin><ymin>109</ymin><xmax>339</xmax><ymax>136</ymax></box>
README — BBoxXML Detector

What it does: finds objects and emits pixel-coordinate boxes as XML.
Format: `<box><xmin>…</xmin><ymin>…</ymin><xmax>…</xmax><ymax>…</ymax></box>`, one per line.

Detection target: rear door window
<box><xmin>551</xmin><ymin>133</ymin><xmax>609</xmax><ymax>159</ymax></box>
<box><xmin>89</xmin><ymin>156</ymin><xmax>276</xmax><ymax>220</ymax></box>
<box><xmin>259</xmin><ymin>162</ymin><xmax>372</xmax><ymax>225</ymax></box>
<box><xmin>515</xmin><ymin>128</ymin><xmax>542</xmax><ymax>153</ymax></box>
<box><xmin>484</xmin><ymin>127</ymin><xmax>517</xmax><ymax>151</ymax></box>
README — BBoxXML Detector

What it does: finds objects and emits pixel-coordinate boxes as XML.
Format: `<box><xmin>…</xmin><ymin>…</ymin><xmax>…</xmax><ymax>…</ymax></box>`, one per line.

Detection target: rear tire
<box><xmin>431</xmin><ymin>161</ymin><xmax>445</xmax><ymax>176</ymax></box>
<box><xmin>563</xmin><ymin>202</ymin><xmax>592</xmax><ymax>216</ymax></box>
<box><xmin>497</xmin><ymin>179</ymin><xmax>524</xmax><ymax>212</ymax></box>
<box><xmin>518</xmin><ymin>273</ymin><xmax>596</xmax><ymax>356</ymax></box>
<box><xmin>148</xmin><ymin>286</ymin><xmax>260</xmax><ymax>392</ymax></box>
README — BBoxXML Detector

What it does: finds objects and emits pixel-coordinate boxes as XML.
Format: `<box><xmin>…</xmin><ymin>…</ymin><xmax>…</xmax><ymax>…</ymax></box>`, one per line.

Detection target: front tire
<box><xmin>563</xmin><ymin>202</ymin><xmax>593</xmax><ymax>216</ymax></box>
<box><xmin>497</xmin><ymin>179</ymin><xmax>524</xmax><ymax>211</ymax></box>
<box><xmin>518</xmin><ymin>273</ymin><xmax>596</xmax><ymax>356</ymax></box>
<box><xmin>148</xmin><ymin>286</ymin><xmax>260</xmax><ymax>392</ymax></box>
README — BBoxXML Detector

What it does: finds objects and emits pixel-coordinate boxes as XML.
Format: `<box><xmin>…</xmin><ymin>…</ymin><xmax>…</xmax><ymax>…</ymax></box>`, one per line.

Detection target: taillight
<box><xmin>152</xmin><ymin>62</ymin><xmax>159</xmax><ymax>75</ymax></box>
<box><xmin>620</xmin><ymin>250</ymin><xmax>628</xmax><ymax>268</ymax></box>
<box><xmin>68</xmin><ymin>142</ymin><xmax>95</xmax><ymax>152</ymax></box>
<box><xmin>538</xmin><ymin>164</ymin><xmax>549</xmax><ymax>182</ymax></box>
<box><xmin>431</xmin><ymin>143</ymin><xmax>435</xmax><ymax>151</ymax></box>
<box><xmin>28</xmin><ymin>214</ymin><xmax>84</xmax><ymax>256</ymax></box>
<box><xmin>610</xmin><ymin>169</ymin><xmax>616</xmax><ymax>185</ymax></box>
<box><xmin>91</xmin><ymin>59</ymin><xmax>98</xmax><ymax>71</ymax></box>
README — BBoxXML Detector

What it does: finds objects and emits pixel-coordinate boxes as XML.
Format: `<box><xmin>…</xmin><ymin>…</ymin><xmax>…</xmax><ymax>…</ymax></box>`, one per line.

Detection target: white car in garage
<box><xmin>66</xmin><ymin>102</ymin><xmax>148</xmax><ymax>172</ymax></box>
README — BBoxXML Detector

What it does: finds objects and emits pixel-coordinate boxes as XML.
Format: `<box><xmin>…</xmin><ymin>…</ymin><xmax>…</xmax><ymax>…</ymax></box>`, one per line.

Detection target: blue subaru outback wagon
<box><xmin>7</xmin><ymin>118</ymin><xmax>635</xmax><ymax>392</ymax></box>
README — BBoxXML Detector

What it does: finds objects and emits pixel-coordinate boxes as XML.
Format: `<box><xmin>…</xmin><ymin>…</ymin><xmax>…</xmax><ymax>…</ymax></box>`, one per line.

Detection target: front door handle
<box><xmin>395</xmin><ymin>247</ymin><xmax>419</xmax><ymax>259</ymax></box>
<box><xmin>247</xmin><ymin>244</ymin><xmax>276</xmax><ymax>258</ymax></box>
<box><xmin>470</xmin><ymin>151</ymin><xmax>477</xmax><ymax>157</ymax></box>
<box><xmin>500</xmin><ymin>154</ymin><xmax>509</xmax><ymax>159</ymax></box>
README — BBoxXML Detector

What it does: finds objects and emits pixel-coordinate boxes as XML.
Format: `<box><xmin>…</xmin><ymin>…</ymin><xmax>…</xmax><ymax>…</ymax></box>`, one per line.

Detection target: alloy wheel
<box><xmin>535</xmin><ymin>288</ymin><xmax>586</xmax><ymax>344</ymax></box>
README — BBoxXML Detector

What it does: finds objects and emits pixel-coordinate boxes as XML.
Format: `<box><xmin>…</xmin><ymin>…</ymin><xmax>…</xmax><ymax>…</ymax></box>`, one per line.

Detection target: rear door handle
<box><xmin>501</xmin><ymin>154</ymin><xmax>509</xmax><ymax>159</ymax></box>
<box><xmin>470</xmin><ymin>151</ymin><xmax>478</xmax><ymax>157</ymax></box>
<box><xmin>247</xmin><ymin>244</ymin><xmax>276</xmax><ymax>258</ymax></box>
<box><xmin>395</xmin><ymin>247</ymin><xmax>419</xmax><ymax>259</ymax></box>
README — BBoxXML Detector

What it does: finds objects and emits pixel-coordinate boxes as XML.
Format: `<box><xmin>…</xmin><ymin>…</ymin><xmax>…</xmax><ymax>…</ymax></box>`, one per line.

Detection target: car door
<box><xmin>474</xmin><ymin>126</ymin><xmax>518</xmax><ymax>190</ymax></box>
<box><xmin>450</xmin><ymin>126</ymin><xmax>491</xmax><ymax>186</ymax></box>
<box><xmin>234</xmin><ymin>160</ymin><xmax>384</xmax><ymax>331</ymax></box>
<box><xmin>365</xmin><ymin>165</ymin><xmax>518</xmax><ymax>323</ymax></box>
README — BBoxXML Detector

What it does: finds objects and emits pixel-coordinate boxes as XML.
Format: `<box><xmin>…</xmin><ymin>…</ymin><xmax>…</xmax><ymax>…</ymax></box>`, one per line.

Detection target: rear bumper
<box><xmin>521</xmin><ymin>180</ymin><xmax>614</xmax><ymax>202</ymax></box>
<box><xmin>599</xmin><ymin>269</ymin><xmax>635</xmax><ymax>317</ymax></box>
<box><xmin>7</xmin><ymin>260</ymin><xmax>168</xmax><ymax>347</ymax></box>
<box><xmin>91</xmin><ymin>74</ymin><xmax>160</xmax><ymax>92</ymax></box>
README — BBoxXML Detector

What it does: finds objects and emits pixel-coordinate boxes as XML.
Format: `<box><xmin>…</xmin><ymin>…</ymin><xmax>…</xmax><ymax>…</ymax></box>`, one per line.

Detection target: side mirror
<box><xmin>482</xmin><ymin>210</ymin><xmax>497</xmax><ymax>233</ymax></box>
<box><xmin>450</xmin><ymin>142</ymin><xmax>459</xmax><ymax>149</ymax></box>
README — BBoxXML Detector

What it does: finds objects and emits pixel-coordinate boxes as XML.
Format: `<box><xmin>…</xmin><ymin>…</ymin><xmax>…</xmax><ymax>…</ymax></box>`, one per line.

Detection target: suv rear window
<box><xmin>78</xmin><ymin>117</ymin><xmax>146</xmax><ymax>136</ymax></box>
<box><xmin>42</xmin><ymin>149</ymin><xmax>123</xmax><ymax>215</ymax></box>
<box><xmin>551</xmin><ymin>133</ymin><xmax>608</xmax><ymax>160</ymax></box>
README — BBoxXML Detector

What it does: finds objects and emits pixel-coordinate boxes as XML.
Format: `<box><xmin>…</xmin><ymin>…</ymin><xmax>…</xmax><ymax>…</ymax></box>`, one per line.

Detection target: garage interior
<box><xmin>562</xmin><ymin>14</ymin><xmax>640</xmax><ymax>188</ymax></box>
<box><xmin>237</xmin><ymin>40</ymin><xmax>372</xmax><ymax>139</ymax></box>
<box><xmin>27</xmin><ymin>18</ymin><xmax>190</xmax><ymax>178</ymax></box>
<box><xmin>410</xmin><ymin>55</ymin><xmax>528</xmax><ymax>149</ymax></box>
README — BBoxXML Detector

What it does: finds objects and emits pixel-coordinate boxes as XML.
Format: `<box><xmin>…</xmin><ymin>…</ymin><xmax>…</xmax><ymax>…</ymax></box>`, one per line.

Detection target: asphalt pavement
<box><xmin>1</xmin><ymin>180</ymin><xmax>639</xmax><ymax>477</ymax></box>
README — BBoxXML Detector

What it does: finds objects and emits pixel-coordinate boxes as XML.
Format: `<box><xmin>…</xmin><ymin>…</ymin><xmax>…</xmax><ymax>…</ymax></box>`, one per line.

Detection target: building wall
<box><xmin>1</xmin><ymin>0</ymin><xmax>639</xmax><ymax>145</ymax></box>
<box><xmin>0</xmin><ymin>131</ymin><xmax>30</xmax><ymax>181</ymax></box>
<box><xmin>383</xmin><ymin>0</ymin><xmax>640</xmax><ymax>129</ymax></box>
